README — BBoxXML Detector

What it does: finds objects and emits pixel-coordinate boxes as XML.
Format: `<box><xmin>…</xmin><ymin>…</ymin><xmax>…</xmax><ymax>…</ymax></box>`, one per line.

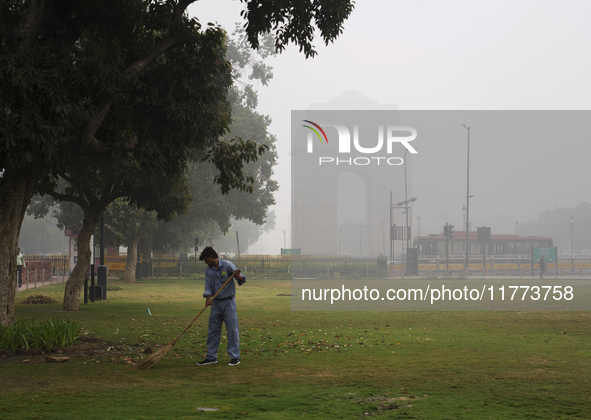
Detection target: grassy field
<box><xmin>1</xmin><ymin>277</ymin><xmax>590</xmax><ymax>419</ymax></box>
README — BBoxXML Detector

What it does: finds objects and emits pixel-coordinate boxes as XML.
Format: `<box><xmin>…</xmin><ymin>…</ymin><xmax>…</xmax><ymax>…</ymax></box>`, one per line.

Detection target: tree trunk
<box><xmin>0</xmin><ymin>171</ymin><xmax>37</xmax><ymax>326</ymax></box>
<box><xmin>124</xmin><ymin>237</ymin><xmax>138</xmax><ymax>284</ymax></box>
<box><xmin>63</xmin><ymin>210</ymin><xmax>101</xmax><ymax>311</ymax></box>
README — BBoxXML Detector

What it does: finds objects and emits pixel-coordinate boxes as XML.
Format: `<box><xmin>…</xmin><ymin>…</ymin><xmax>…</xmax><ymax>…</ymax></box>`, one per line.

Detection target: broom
<box><xmin>133</xmin><ymin>272</ymin><xmax>237</xmax><ymax>371</ymax></box>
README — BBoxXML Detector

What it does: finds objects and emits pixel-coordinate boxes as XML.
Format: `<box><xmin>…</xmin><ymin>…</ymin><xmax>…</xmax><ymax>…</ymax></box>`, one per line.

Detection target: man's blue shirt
<box><xmin>203</xmin><ymin>259</ymin><xmax>246</xmax><ymax>299</ymax></box>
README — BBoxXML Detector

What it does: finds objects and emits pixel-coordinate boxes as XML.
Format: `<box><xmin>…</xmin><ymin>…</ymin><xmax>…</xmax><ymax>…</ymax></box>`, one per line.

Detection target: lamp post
<box><xmin>390</xmin><ymin>196</ymin><xmax>417</xmax><ymax>259</ymax></box>
<box><xmin>570</xmin><ymin>216</ymin><xmax>574</xmax><ymax>256</ymax></box>
<box><xmin>462</xmin><ymin>205</ymin><xmax>466</xmax><ymax>250</ymax></box>
<box><xmin>382</xmin><ymin>221</ymin><xmax>385</xmax><ymax>255</ymax></box>
<box><xmin>389</xmin><ymin>191</ymin><xmax>393</xmax><ymax>260</ymax></box>
<box><xmin>97</xmin><ymin>212</ymin><xmax>107</xmax><ymax>301</ymax></box>
<box><xmin>404</xmin><ymin>150</ymin><xmax>409</xmax><ymax>256</ymax></box>
<box><xmin>461</xmin><ymin>124</ymin><xmax>471</xmax><ymax>271</ymax></box>
<box><xmin>417</xmin><ymin>215</ymin><xmax>421</xmax><ymax>237</ymax></box>
<box><xmin>462</xmin><ymin>204</ymin><xmax>466</xmax><ymax>230</ymax></box>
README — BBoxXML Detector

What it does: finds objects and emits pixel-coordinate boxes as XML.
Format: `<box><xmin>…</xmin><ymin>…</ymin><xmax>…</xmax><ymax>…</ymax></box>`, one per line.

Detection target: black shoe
<box><xmin>228</xmin><ymin>359</ymin><xmax>240</xmax><ymax>366</ymax></box>
<box><xmin>197</xmin><ymin>358</ymin><xmax>217</xmax><ymax>365</ymax></box>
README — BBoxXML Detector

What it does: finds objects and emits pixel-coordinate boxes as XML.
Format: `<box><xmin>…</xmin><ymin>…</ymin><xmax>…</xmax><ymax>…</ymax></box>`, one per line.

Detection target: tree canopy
<box><xmin>520</xmin><ymin>202</ymin><xmax>591</xmax><ymax>254</ymax></box>
<box><xmin>0</xmin><ymin>0</ymin><xmax>354</xmax><ymax>325</ymax></box>
<box><xmin>151</xmin><ymin>27</ymin><xmax>279</xmax><ymax>253</ymax></box>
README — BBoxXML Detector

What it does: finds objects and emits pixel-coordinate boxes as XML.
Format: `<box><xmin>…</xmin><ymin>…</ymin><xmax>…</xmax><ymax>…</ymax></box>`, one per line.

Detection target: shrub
<box><xmin>0</xmin><ymin>318</ymin><xmax>82</xmax><ymax>350</ymax></box>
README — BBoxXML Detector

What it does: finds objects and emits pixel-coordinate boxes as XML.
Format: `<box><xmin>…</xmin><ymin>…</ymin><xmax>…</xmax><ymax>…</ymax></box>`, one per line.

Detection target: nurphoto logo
<box><xmin>301</xmin><ymin>120</ymin><xmax>418</xmax><ymax>166</ymax></box>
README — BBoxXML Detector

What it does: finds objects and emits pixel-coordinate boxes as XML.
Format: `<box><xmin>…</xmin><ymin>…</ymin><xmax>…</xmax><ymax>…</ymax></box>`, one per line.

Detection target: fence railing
<box><xmin>24</xmin><ymin>255</ymin><xmax>69</xmax><ymax>276</ymax></box>
<box><xmin>148</xmin><ymin>254</ymin><xmax>591</xmax><ymax>278</ymax></box>
<box><xmin>17</xmin><ymin>256</ymin><xmax>68</xmax><ymax>292</ymax></box>
<box><xmin>23</xmin><ymin>254</ymin><xmax>590</xmax><ymax>279</ymax></box>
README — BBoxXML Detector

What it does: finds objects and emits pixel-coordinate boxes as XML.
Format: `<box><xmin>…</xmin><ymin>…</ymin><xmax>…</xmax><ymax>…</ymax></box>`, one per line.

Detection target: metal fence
<box><xmin>17</xmin><ymin>256</ymin><xmax>68</xmax><ymax>292</ymax></box>
<box><xmin>418</xmin><ymin>254</ymin><xmax>591</xmax><ymax>277</ymax></box>
<box><xmin>149</xmin><ymin>254</ymin><xmax>591</xmax><ymax>278</ymax></box>
<box><xmin>148</xmin><ymin>255</ymin><xmax>389</xmax><ymax>278</ymax></box>
<box><xmin>24</xmin><ymin>255</ymin><xmax>69</xmax><ymax>276</ymax></box>
<box><xmin>28</xmin><ymin>254</ymin><xmax>590</xmax><ymax>279</ymax></box>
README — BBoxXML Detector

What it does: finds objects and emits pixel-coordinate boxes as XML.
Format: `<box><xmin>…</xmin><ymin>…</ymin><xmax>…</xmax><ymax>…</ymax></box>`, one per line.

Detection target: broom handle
<box><xmin>171</xmin><ymin>271</ymin><xmax>237</xmax><ymax>344</ymax></box>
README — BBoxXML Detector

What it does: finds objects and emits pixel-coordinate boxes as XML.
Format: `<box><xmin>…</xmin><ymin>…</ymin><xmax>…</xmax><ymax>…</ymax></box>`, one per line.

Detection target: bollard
<box><xmin>84</xmin><ymin>274</ymin><xmax>88</xmax><ymax>305</ymax></box>
<box><xmin>97</xmin><ymin>265</ymin><xmax>107</xmax><ymax>300</ymax></box>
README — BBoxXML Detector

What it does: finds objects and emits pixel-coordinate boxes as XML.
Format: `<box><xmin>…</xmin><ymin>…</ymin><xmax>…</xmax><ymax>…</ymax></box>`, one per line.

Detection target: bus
<box><xmin>414</xmin><ymin>232</ymin><xmax>553</xmax><ymax>257</ymax></box>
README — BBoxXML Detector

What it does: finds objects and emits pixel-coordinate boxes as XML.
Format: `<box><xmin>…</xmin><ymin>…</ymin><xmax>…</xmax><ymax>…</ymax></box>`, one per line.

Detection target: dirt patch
<box><xmin>21</xmin><ymin>295</ymin><xmax>58</xmax><ymax>304</ymax></box>
<box><xmin>0</xmin><ymin>336</ymin><xmax>114</xmax><ymax>365</ymax></box>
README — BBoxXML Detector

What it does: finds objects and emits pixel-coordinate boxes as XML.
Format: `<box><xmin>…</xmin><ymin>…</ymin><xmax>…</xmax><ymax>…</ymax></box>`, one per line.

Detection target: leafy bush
<box><xmin>0</xmin><ymin>318</ymin><xmax>82</xmax><ymax>350</ymax></box>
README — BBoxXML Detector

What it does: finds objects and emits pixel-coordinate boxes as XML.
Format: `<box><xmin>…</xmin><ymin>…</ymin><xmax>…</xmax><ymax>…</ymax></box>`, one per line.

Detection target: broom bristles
<box><xmin>132</xmin><ymin>343</ymin><xmax>173</xmax><ymax>371</ymax></box>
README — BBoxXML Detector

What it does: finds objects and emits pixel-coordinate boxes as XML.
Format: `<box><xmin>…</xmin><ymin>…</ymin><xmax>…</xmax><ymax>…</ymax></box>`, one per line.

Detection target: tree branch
<box><xmin>80</xmin><ymin>0</ymin><xmax>198</xmax><ymax>151</ymax></box>
<box><xmin>127</xmin><ymin>34</ymin><xmax>181</xmax><ymax>73</ymax></box>
<box><xmin>58</xmin><ymin>172</ymin><xmax>87</xmax><ymax>202</ymax></box>
<box><xmin>15</xmin><ymin>0</ymin><xmax>55</xmax><ymax>54</ymax></box>
<box><xmin>46</xmin><ymin>190</ymin><xmax>88</xmax><ymax>211</ymax></box>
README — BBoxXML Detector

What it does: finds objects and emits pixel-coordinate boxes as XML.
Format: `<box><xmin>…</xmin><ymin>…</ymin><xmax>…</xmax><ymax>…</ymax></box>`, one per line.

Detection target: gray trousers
<box><xmin>206</xmin><ymin>298</ymin><xmax>240</xmax><ymax>360</ymax></box>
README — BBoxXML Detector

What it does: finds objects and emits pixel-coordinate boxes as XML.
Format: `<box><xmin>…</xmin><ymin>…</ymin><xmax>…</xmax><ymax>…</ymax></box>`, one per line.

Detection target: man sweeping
<box><xmin>198</xmin><ymin>246</ymin><xmax>246</xmax><ymax>366</ymax></box>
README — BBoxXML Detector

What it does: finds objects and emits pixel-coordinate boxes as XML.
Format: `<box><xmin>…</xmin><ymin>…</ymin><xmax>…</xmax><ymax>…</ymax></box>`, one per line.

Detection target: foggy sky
<box><xmin>190</xmin><ymin>0</ymin><xmax>591</xmax><ymax>254</ymax></box>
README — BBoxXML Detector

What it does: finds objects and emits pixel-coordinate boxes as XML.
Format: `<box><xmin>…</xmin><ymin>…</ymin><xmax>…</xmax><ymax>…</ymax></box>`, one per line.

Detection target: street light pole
<box><xmin>404</xmin><ymin>150</ymin><xmax>409</xmax><ymax>256</ymax></box>
<box><xmin>389</xmin><ymin>191</ymin><xmax>392</xmax><ymax>260</ymax></box>
<box><xmin>417</xmin><ymin>215</ymin><xmax>421</xmax><ymax>237</ymax></box>
<box><xmin>462</xmin><ymin>205</ymin><xmax>466</xmax><ymax>251</ymax></box>
<box><xmin>570</xmin><ymin>216</ymin><xmax>574</xmax><ymax>256</ymax></box>
<box><xmin>461</xmin><ymin>124</ymin><xmax>471</xmax><ymax>272</ymax></box>
<box><xmin>462</xmin><ymin>205</ymin><xmax>466</xmax><ymax>231</ymax></box>
<box><xmin>382</xmin><ymin>222</ymin><xmax>385</xmax><ymax>255</ymax></box>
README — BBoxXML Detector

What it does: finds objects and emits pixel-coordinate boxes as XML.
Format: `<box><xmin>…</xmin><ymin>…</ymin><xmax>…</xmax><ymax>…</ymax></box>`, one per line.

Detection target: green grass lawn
<box><xmin>1</xmin><ymin>277</ymin><xmax>590</xmax><ymax>419</ymax></box>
